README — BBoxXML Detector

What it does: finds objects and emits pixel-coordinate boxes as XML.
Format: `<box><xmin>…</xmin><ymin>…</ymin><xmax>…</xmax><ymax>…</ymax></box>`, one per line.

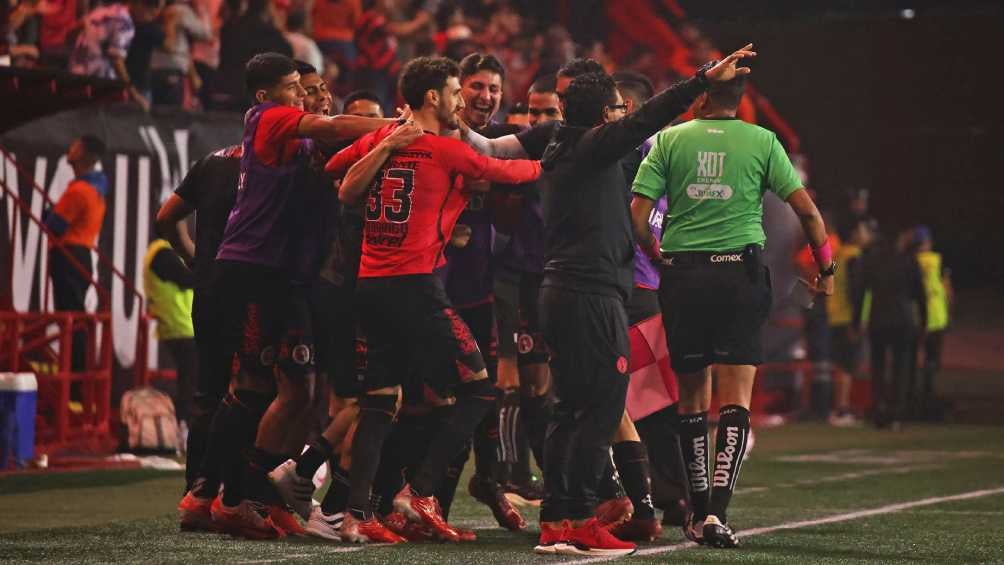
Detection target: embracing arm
<box><xmin>459</xmin><ymin>126</ymin><xmax>530</xmax><ymax>158</ymax></box>
<box><xmin>299</xmin><ymin>114</ymin><xmax>400</xmax><ymax>145</ymax></box>
<box><xmin>335</xmin><ymin>122</ymin><xmax>424</xmax><ymax>205</ymax></box>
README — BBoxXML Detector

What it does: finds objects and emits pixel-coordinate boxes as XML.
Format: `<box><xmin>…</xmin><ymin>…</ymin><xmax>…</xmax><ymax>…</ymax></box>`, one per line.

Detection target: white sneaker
<box><xmin>267</xmin><ymin>459</ymin><xmax>315</xmax><ymax>520</ymax></box>
<box><xmin>828</xmin><ymin>412</ymin><xmax>860</xmax><ymax>427</ymax></box>
<box><xmin>305</xmin><ymin>506</ymin><xmax>344</xmax><ymax>541</ymax></box>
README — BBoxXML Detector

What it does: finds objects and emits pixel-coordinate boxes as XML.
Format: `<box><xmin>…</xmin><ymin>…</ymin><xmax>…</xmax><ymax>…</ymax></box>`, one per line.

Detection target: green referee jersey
<box><xmin>632</xmin><ymin>118</ymin><xmax>802</xmax><ymax>253</ymax></box>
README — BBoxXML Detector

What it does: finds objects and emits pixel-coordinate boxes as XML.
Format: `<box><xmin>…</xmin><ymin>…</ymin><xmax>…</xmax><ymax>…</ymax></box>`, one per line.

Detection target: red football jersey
<box><xmin>326</xmin><ymin>124</ymin><xmax>541</xmax><ymax>278</ymax></box>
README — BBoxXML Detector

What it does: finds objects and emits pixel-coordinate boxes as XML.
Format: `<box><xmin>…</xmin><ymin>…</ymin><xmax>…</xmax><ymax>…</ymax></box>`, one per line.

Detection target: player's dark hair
<box><xmin>399</xmin><ymin>56</ymin><xmax>460</xmax><ymax>110</ymax></box>
<box><xmin>295</xmin><ymin>60</ymin><xmax>317</xmax><ymax>77</ymax></box>
<box><xmin>509</xmin><ymin>101</ymin><xmax>528</xmax><ymax>115</ymax></box>
<box><xmin>79</xmin><ymin>135</ymin><xmax>106</xmax><ymax>158</ymax></box>
<box><xmin>343</xmin><ymin>89</ymin><xmax>382</xmax><ymax>109</ymax></box>
<box><xmin>458</xmin><ymin>52</ymin><xmax>505</xmax><ymax>82</ymax></box>
<box><xmin>557</xmin><ymin>58</ymin><xmax>605</xmax><ymax>80</ymax></box>
<box><xmin>707</xmin><ymin>75</ymin><xmax>746</xmax><ymax>109</ymax></box>
<box><xmin>529</xmin><ymin>75</ymin><xmax>557</xmax><ymax>95</ymax></box>
<box><xmin>562</xmin><ymin>71</ymin><xmax>618</xmax><ymax>127</ymax></box>
<box><xmin>287</xmin><ymin>9</ymin><xmax>307</xmax><ymax>32</ymax></box>
<box><xmin>245</xmin><ymin>52</ymin><xmax>298</xmax><ymax>93</ymax></box>
<box><xmin>612</xmin><ymin>70</ymin><xmax>655</xmax><ymax>105</ymax></box>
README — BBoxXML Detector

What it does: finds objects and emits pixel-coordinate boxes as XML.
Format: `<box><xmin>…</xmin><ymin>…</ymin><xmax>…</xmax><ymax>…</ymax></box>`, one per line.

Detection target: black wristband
<box><xmin>695</xmin><ymin>60</ymin><xmax>716</xmax><ymax>88</ymax></box>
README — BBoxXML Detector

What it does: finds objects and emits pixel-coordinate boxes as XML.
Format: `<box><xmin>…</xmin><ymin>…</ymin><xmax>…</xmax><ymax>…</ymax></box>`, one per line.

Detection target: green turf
<box><xmin>2</xmin><ymin>423</ymin><xmax>1003</xmax><ymax>564</ymax></box>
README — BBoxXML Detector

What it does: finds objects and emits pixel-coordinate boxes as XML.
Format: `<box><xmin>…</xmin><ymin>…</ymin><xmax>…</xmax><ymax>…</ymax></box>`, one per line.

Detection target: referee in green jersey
<box><xmin>630</xmin><ymin>73</ymin><xmax>834</xmax><ymax>548</ymax></box>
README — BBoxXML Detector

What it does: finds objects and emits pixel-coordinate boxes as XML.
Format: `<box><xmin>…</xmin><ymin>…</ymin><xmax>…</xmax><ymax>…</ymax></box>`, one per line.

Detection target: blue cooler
<box><xmin>0</xmin><ymin>373</ymin><xmax>37</xmax><ymax>469</ymax></box>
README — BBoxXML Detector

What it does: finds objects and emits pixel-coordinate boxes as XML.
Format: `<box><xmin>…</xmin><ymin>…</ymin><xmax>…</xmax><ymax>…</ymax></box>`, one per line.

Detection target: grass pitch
<box><xmin>2</xmin><ymin>423</ymin><xmax>1003</xmax><ymax>564</ymax></box>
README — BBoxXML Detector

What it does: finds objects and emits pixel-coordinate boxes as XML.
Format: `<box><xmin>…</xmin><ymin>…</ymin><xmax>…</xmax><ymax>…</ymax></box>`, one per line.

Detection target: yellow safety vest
<box><xmin>827</xmin><ymin>244</ymin><xmax>862</xmax><ymax>327</ymax></box>
<box><xmin>143</xmin><ymin>239</ymin><xmax>194</xmax><ymax>340</ymax></box>
<box><xmin>917</xmin><ymin>251</ymin><xmax>949</xmax><ymax>331</ymax></box>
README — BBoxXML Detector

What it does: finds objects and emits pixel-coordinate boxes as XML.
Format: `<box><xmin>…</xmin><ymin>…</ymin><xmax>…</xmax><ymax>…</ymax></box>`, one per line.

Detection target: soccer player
<box><xmin>530</xmin><ymin>46</ymin><xmax>756</xmax><ymax>557</ymax></box>
<box><xmin>159</xmin><ymin>143</ymin><xmax>241</xmax><ymax>525</ymax></box>
<box><xmin>204</xmin><ymin>52</ymin><xmax>395</xmax><ymax>539</ymax></box>
<box><xmin>440</xmin><ymin>52</ymin><xmax>527</xmax><ymax>531</ymax></box>
<box><xmin>324</xmin><ymin>56</ymin><xmax>541</xmax><ymax>543</ymax></box>
<box><xmin>630</xmin><ymin>52</ymin><xmax>834</xmax><ymax>548</ymax></box>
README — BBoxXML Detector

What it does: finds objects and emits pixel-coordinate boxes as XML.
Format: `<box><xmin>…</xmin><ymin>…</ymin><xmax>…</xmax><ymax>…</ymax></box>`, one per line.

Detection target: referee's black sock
<box><xmin>677</xmin><ymin>411</ymin><xmax>710</xmax><ymax>522</ymax></box>
<box><xmin>613</xmin><ymin>440</ymin><xmax>656</xmax><ymax>521</ymax></box>
<box><xmin>708</xmin><ymin>405</ymin><xmax>751</xmax><ymax>523</ymax></box>
<box><xmin>296</xmin><ymin>436</ymin><xmax>334</xmax><ymax>480</ymax></box>
<box><xmin>411</xmin><ymin>379</ymin><xmax>495</xmax><ymax>497</ymax></box>
<box><xmin>346</xmin><ymin>394</ymin><xmax>397</xmax><ymax>520</ymax></box>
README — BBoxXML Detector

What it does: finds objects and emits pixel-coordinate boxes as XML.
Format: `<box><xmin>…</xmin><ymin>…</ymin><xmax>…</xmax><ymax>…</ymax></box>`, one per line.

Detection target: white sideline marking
<box><xmin>235</xmin><ymin>546</ymin><xmax>363</xmax><ymax>564</ymax></box>
<box><xmin>736</xmin><ymin>463</ymin><xmax>941</xmax><ymax>494</ymax></box>
<box><xmin>563</xmin><ymin>486</ymin><xmax>1004</xmax><ymax>564</ymax></box>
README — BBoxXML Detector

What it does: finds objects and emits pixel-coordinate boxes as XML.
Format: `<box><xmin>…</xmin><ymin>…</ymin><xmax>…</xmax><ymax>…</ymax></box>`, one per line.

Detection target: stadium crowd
<box><xmin>14</xmin><ymin>0</ymin><xmax>953</xmax><ymax>559</ymax></box>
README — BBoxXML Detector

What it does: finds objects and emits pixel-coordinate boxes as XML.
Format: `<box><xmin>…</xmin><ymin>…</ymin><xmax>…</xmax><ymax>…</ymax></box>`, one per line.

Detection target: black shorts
<box><xmin>658</xmin><ymin>251</ymin><xmax>772</xmax><ymax>374</ymax></box>
<box><xmin>214</xmin><ymin>261</ymin><xmax>314</xmax><ymax>382</ymax></box>
<box><xmin>627</xmin><ymin>287</ymin><xmax>660</xmax><ymax>326</ymax></box>
<box><xmin>539</xmin><ymin>286</ymin><xmax>630</xmax><ymax>408</ymax></box>
<box><xmin>310</xmin><ymin>279</ymin><xmax>362</xmax><ymax>397</ymax></box>
<box><xmin>356</xmin><ymin>274</ymin><xmax>485</xmax><ymax>396</ymax></box>
<box><xmin>830</xmin><ymin>323</ymin><xmax>863</xmax><ymax>375</ymax></box>
<box><xmin>494</xmin><ymin>267</ymin><xmax>547</xmax><ymax>365</ymax></box>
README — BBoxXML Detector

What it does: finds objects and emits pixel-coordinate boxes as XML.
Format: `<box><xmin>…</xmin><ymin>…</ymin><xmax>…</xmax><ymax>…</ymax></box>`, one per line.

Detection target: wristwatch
<box><xmin>695</xmin><ymin>60</ymin><xmax>717</xmax><ymax>88</ymax></box>
<box><xmin>819</xmin><ymin>261</ymin><xmax>837</xmax><ymax>277</ymax></box>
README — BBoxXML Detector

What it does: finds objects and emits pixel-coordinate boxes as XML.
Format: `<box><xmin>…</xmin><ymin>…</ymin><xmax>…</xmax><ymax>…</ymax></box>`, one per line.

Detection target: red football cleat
<box><xmin>340</xmin><ymin>513</ymin><xmax>408</xmax><ymax>544</ymax></box>
<box><xmin>454</xmin><ymin>526</ymin><xmax>477</xmax><ymax>542</ymax></box>
<box><xmin>392</xmin><ymin>484</ymin><xmax>461</xmax><ymax>543</ymax></box>
<box><xmin>269</xmin><ymin>505</ymin><xmax>306</xmax><ymax>537</ymax></box>
<box><xmin>468</xmin><ymin>475</ymin><xmax>527</xmax><ymax>531</ymax></box>
<box><xmin>534</xmin><ymin>520</ymin><xmax>571</xmax><ymax>554</ymax></box>
<box><xmin>558</xmin><ymin>517</ymin><xmax>637</xmax><ymax>557</ymax></box>
<box><xmin>178</xmin><ymin>491</ymin><xmax>214</xmax><ymax>532</ymax></box>
<box><xmin>609</xmin><ymin>516</ymin><xmax>663</xmax><ymax>542</ymax></box>
<box><xmin>383</xmin><ymin>511</ymin><xmax>435</xmax><ymax>542</ymax></box>
<box><xmin>213</xmin><ymin>500</ymin><xmax>285</xmax><ymax>540</ymax></box>
<box><xmin>595</xmin><ymin>497</ymin><xmax>634</xmax><ymax>528</ymax></box>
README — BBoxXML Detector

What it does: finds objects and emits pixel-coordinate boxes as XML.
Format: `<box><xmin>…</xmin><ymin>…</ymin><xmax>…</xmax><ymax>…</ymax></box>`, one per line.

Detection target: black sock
<box><xmin>296</xmin><ymin>436</ymin><xmax>334</xmax><ymax>479</ymax></box>
<box><xmin>613</xmin><ymin>440</ymin><xmax>656</xmax><ymax>520</ymax></box>
<box><xmin>219</xmin><ymin>391</ymin><xmax>271</xmax><ymax>507</ymax></box>
<box><xmin>244</xmin><ymin>447</ymin><xmax>285</xmax><ymax>505</ymax></box>
<box><xmin>677</xmin><ymin>411</ymin><xmax>710</xmax><ymax>521</ymax></box>
<box><xmin>472</xmin><ymin>404</ymin><xmax>500</xmax><ymax>480</ymax></box>
<box><xmin>522</xmin><ymin>393</ymin><xmax>549</xmax><ymax>475</ymax></box>
<box><xmin>596</xmin><ymin>451</ymin><xmax>628</xmax><ymax>500</ymax></box>
<box><xmin>436</xmin><ymin>439</ymin><xmax>471</xmax><ymax>520</ymax></box>
<box><xmin>191</xmin><ymin>398</ymin><xmax>230</xmax><ymax>499</ymax></box>
<box><xmin>320</xmin><ymin>463</ymin><xmax>350</xmax><ymax>516</ymax></box>
<box><xmin>411</xmin><ymin>379</ymin><xmax>495</xmax><ymax>497</ymax></box>
<box><xmin>184</xmin><ymin>393</ymin><xmax>222</xmax><ymax>494</ymax></box>
<box><xmin>709</xmin><ymin>405</ymin><xmax>751</xmax><ymax>523</ymax></box>
<box><xmin>347</xmin><ymin>395</ymin><xmax>397</xmax><ymax>520</ymax></box>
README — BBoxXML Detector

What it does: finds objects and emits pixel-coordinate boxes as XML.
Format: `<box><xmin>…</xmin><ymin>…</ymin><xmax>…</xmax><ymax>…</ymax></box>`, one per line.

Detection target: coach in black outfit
<box><xmin>532</xmin><ymin>46</ymin><xmax>757</xmax><ymax>555</ymax></box>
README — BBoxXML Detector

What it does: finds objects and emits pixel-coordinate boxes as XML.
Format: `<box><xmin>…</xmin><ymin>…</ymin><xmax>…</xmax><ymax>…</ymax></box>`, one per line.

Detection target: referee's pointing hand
<box><xmin>706</xmin><ymin>43</ymin><xmax>757</xmax><ymax>82</ymax></box>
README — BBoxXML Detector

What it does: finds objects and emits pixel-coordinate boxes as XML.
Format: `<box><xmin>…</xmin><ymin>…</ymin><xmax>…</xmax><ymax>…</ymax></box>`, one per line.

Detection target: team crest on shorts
<box><xmin>259</xmin><ymin>346</ymin><xmax>275</xmax><ymax>366</ymax></box>
<box><xmin>616</xmin><ymin>356</ymin><xmax>628</xmax><ymax>374</ymax></box>
<box><xmin>517</xmin><ymin>332</ymin><xmax>534</xmax><ymax>354</ymax></box>
<box><xmin>292</xmin><ymin>344</ymin><xmax>312</xmax><ymax>365</ymax></box>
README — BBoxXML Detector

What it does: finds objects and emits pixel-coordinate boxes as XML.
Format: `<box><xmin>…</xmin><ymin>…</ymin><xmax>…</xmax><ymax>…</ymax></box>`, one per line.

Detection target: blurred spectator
<box><xmin>857</xmin><ymin>233</ymin><xmax>927</xmax><ymax>430</ymax></box>
<box><xmin>827</xmin><ymin>218</ymin><xmax>875</xmax><ymax>426</ymax></box>
<box><xmin>143</xmin><ymin>238</ymin><xmax>196</xmax><ymax>432</ymax></box>
<box><xmin>39</xmin><ymin>0</ymin><xmax>83</xmax><ymax>67</ymax></box>
<box><xmin>210</xmin><ymin>0</ymin><xmax>292</xmax><ymax>111</ymax></box>
<box><xmin>311</xmin><ymin>0</ymin><xmax>360</xmax><ymax>72</ymax></box>
<box><xmin>150</xmin><ymin>0</ymin><xmax>212</xmax><ymax>107</ymax></box>
<box><xmin>794</xmin><ymin>214</ymin><xmax>840</xmax><ymax>421</ymax></box>
<box><xmin>912</xmin><ymin>226</ymin><xmax>952</xmax><ymax>420</ymax></box>
<box><xmin>353</xmin><ymin>0</ymin><xmax>411</xmax><ymax>113</ymax></box>
<box><xmin>43</xmin><ymin>135</ymin><xmax>108</xmax><ymax>372</ymax></box>
<box><xmin>506</xmin><ymin>101</ymin><xmax>529</xmax><ymax>127</ymax></box>
<box><xmin>190</xmin><ymin>0</ymin><xmax>228</xmax><ymax>108</ymax></box>
<box><xmin>284</xmin><ymin>9</ymin><xmax>322</xmax><ymax>71</ymax></box>
<box><xmin>124</xmin><ymin>15</ymin><xmax>164</xmax><ymax>105</ymax></box>
<box><xmin>70</xmin><ymin>0</ymin><xmax>164</xmax><ymax>110</ymax></box>
<box><xmin>342</xmin><ymin>88</ymin><xmax>383</xmax><ymax>117</ymax></box>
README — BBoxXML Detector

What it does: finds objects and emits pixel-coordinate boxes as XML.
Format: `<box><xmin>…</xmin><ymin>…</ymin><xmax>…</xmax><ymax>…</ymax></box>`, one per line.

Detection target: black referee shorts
<box><xmin>355</xmin><ymin>274</ymin><xmax>486</xmax><ymax>396</ymax></box>
<box><xmin>658</xmin><ymin>250</ymin><xmax>772</xmax><ymax>374</ymax></box>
